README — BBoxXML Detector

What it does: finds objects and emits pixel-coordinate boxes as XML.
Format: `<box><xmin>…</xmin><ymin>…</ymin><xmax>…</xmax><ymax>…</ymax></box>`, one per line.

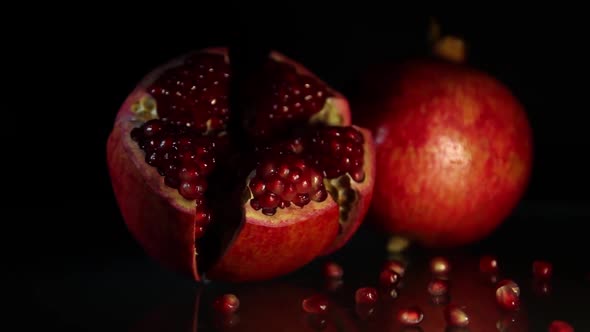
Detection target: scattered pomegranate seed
<box><xmin>479</xmin><ymin>255</ymin><xmax>499</xmax><ymax>273</ymax></box>
<box><xmin>397</xmin><ymin>306</ymin><xmax>424</xmax><ymax>326</ymax></box>
<box><xmin>548</xmin><ymin>320</ymin><xmax>574</xmax><ymax>332</ymax></box>
<box><xmin>497</xmin><ymin>279</ymin><xmax>521</xmax><ymax>297</ymax></box>
<box><xmin>533</xmin><ymin>260</ymin><xmax>553</xmax><ymax>279</ymax></box>
<box><xmin>355</xmin><ymin>287</ymin><xmax>378</xmax><ymax>305</ymax></box>
<box><xmin>496</xmin><ymin>282</ymin><xmax>520</xmax><ymax>311</ymax></box>
<box><xmin>213</xmin><ymin>294</ymin><xmax>240</xmax><ymax>315</ymax></box>
<box><xmin>379</xmin><ymin>269</ymin><xmax>401</xmax><ymax>288</ymax></box>
<box><xmin>383</xmin><ymin>259</ymin><xmax>406</xmax><ymax>277</ymax></box>
<box><xmin>430</xmin><ymin>256</ymin><xmax>451</xmax><ymax>276</ymax></box>
<box><xmin>302</xmin><ymin>294</ymin><xmax>329</xmax><ymax>314</ymax></box>
<box><xmin>444</xmin><ymin>304</ymin><xmax>469</xmax><ymax>327</ymax></box>
<box><xmin>427</xmin><ymin>278</ymin><xmax>450</xmax><ymax>296</ymax></box>
<box><xmin>323</xmin><ymin>261</ymin><xmax>343</xmax><ymax>279</ymax></box>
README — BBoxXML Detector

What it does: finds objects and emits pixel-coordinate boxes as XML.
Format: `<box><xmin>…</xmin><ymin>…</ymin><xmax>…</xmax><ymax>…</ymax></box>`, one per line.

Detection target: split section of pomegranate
<box><xmin>107</xmin><ymin>47</ymin><xmax>375</xmax><ymax>282</ymax></box>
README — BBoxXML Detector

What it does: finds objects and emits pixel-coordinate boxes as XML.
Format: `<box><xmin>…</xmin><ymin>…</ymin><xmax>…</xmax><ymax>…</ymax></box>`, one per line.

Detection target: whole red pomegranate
<box><xmin>107</xmin><ymin>47</ymin><xmax>375</xmax><ymax>282</ymax></box>
<box><xmin>355</xmin><ymin>57</ymin><xmax>532</xmax><ymax>247</ymax></box>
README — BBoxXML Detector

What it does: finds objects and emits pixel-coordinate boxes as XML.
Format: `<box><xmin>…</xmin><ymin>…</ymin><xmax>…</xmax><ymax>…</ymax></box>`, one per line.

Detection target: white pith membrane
<box><xmin>126</xmin><ymin>51</ymin><xmax>368</xmax><ymax>272</ymax></box>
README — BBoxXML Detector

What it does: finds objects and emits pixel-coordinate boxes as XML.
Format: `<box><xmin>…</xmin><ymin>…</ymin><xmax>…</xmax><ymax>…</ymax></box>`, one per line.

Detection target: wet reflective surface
<box><xmin>21</xmin><ymin>224</ymin><xmax>589</xmax><ymax>331</ymax></box>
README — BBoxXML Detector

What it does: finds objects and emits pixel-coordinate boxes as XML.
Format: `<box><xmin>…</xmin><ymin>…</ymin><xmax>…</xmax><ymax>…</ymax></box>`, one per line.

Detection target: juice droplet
<box><xmin>444</xmin><ymin>304</ymin><xmax>469</xmax><ymax>327</ymax></box>
<box><xmin>302</xmin><ymin>294</ymin><xmax>329</xmax><ymax>314</ymax></box>
<box><xmin>397</xmin><ymin>306</ymin><xmax>424</xmax><ymax>326</ymax></box>
<box><xmin>355</xmin><ymin>287</ymin><xmax>378</xmax><ymax>305</ymax></box>
<box><xmin>428</xmin><ymin>278</ymin><xmax>450</xmax><ymax>296</ymax></box>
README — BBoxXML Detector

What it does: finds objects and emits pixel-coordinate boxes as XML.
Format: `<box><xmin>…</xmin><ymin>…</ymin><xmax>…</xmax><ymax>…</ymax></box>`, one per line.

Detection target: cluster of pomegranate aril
<box><xmin>248</xmin><ymin>154</ymin><xmax>327</xmax><ymax>216</ymax></box>
<box><xmin>245</xmin><ymin>60</ymin><xmax>329</xmax><ymax>138</ymax></box>
<box><xmin>130</xmin><ymin>118</ymin><xmax>220</xmax><ymax>238</ymax></box>
<box><xmin>305</xmin><ymin>126</ymin><xmax>366</xmax><ymax>182</ymax></box>
<box><xmin>146</xmin><ymin>53</ymin><xmax>231</xmax><ymax>134</ymax></box>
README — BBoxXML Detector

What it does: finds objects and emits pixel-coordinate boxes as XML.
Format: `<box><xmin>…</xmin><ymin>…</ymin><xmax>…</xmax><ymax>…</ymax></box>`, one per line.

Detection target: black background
<box><xmin>8</xmin><ymin>4</ymin><xmax>590</xmax><ymax>331</ymax></box>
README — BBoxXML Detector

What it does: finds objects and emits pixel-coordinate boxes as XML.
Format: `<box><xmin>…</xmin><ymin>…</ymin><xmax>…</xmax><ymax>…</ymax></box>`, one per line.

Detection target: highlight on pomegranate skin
<box><xmin>106</xmin><ymin>47</ymin><xmax>376</xmax><ymax>283</ymax></box>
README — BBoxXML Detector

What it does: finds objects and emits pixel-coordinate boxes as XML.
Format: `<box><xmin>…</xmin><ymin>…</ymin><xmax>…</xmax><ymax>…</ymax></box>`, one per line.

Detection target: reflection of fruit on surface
<box><xmin>376</xmin><ymin>255</ymin><xmax>529</xmax><ymax>331</ymax></box>
<box><xmin>207</xmin><ymin>283</ymin><xmax>358</xmax><ymax>332</ymax></box>
<box><xmin>355</xmin><ymin>58</ymin><xmax>533</xmax><ymax>247</ymax></box>
<box><xmin>107</xmin><ymin>47</ymin><xmax>375</xmax><ymax>283</ymax></box>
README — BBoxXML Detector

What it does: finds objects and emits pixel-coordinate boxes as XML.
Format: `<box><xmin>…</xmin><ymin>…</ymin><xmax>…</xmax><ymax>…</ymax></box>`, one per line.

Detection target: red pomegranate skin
<box><xmin>357</xmin><ymin>59</ymin><xmax>533</xmax><ymax>247</ymax></box>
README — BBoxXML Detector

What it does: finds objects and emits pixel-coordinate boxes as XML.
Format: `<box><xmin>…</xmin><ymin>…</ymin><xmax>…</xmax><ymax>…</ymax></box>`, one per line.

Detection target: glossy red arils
<box><xmin>383</xmin><ymin>260</ymin><xmax>406</xmax><ymax>277</ymax></box>
<box><xmin>549</xmin><ymin>320</ymin><xmax>574</xmax><ymax>332</ymax></box>
<box><xmin>355</xmin><ymin>287</ymin><xmax>378</xmax><ymax>305</ymax></box>
<box><xmin>444</xmin><ymin>304</ymin><xmax>469</xmax><ymax>327</ymax></box>
<box><xmin>496</xmin><ymin>281</ymin><xmax>520</xmax><ymax>311</ymax></box>
<box><xmin>533</xmin><ymin>260</ymin><xmax>553</xmax><ymax>279</ymax></box>
<box><xmin>479</xmin><ymin>255</ymin><xmax>499</xmax><ymax>273</ymax></box>
<box><xmin>428</xmin><ymin>278</ymin><xmax>450</xmax><ymax>296</ymax></box>
<box><xmin>397</xmin><ymin>306</ymin><xmax>424</xmax><ymax>326</ymax></box>
<box><xmin>213</xmin><ymin>294</ymin><xmax>240</xmax><ymax>315</ymax></box>
<box><xmin>379</xmin><ymin>269</ymin><xmax>400</xmax><ymax>287</ymax></box>
<box><xmin>323</xmin><ymin>261</ymin><xmax>343</xmax><ymax>279</ymax></box>
<box><xmin>302</xmin><ymin>294</ymin><xmax>329</xmax><ymax>314</ymax></box>
<box><xmin>430</xmin><ymin>256</ymin><xmax>450</xmax><ymax>276</ymax></box>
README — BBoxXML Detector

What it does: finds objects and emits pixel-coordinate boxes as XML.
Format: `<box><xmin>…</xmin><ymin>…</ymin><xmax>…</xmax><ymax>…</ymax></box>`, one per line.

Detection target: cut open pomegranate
<box><xmin>107</xmin><ymin>48</ymin><xmax>375</xmax><ymax>282</ymax></box>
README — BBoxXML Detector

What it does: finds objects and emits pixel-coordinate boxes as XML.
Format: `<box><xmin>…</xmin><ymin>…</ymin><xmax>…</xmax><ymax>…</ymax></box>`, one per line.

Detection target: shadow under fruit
<box><xmin>106</xmin><ymin>47</ymin><xmax>375</xmax><ymax>282</ymax></box>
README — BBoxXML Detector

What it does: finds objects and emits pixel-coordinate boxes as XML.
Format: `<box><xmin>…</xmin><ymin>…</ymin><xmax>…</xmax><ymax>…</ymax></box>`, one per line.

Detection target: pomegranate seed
<box><xmin>355</xmin><ymin>287</ymin><xmax>378</xmax><ymax>305</ymax></box>
<box><xmin>388</xmin><ymin>287</ymin><xmax>400</xmax><ymax>300</ymax></box>
<box><xmin>430</xmin><ymin>256</ymin><xmax>451</xmax><ymax>276</ymax></box>
<box><xmin>444</xmin><ymin>304</ymin><xmax>469</xmax><ymax>327</ymax></box>
<box><xmin>496</xmin><ymin>281</ymin><xmax>520</xmax><ymax>311</ymax></box>
<box><xmin>323</xmin><ymin>262</ymin><xmax>343</xmax><ymax>279</ymax></box>
<box><xmin>383</xmin><ymin>260</ymin><xmax>406</xmax><ymax>277</ymax></box>
<box><xmin>250</xmin><ymin>155</ymin><xmax>326</xmax><ymax>215</ymax></box>
<box><xmin>427</xmin><ymin>278</ymin><xmax>450</xmax><ymax>296</ymax></box>
<box><xmin>305</xmin><ymin>126</ymin><xmax>365</xmax><ymax>181</ymax></box>
<box><xmin>245</xmin><ymin>60</ymin><xmax>328</xmax><ymax>138</ymax></box>
<box><xmin>479</xmin><ymin>255</ymin><xmax>499</xmax><ymax>273</ymax></box>
<box><xmin>497</xmin><ymin>279</ymin><xmax>521</xmax><ymax>297</ymax></box>
<box><xmin>379</xmin><ymin>269</ymin><xmax>401</xmax><ymax>288</ymax></box>
<box><xmin>397</xmin><ymin>306</ymin><xmax>424</xmax><ymax>326</ymax></box>
<box><xmin>147</xmin><ymin>53</ymin><xmax>230</xmax><ymax>132</ymax></box>
<box><xmin>212</xmin><ymin>294</ymin><xmax>240</xmax><ymax>315</ymax></box>
<box><xmin>302</xmin><ymin>294</ymin><xmax>329</xmax><ymax>314</ymax></box>
<box><xmin>533</xmin><ymin>260</ymin><xmax>553</xmax><ymax>279</ymax></box>
<box><xmin>548</xmin><ymin>320</ymin><xmax>574</xmax><ymax>332</ymax></box>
